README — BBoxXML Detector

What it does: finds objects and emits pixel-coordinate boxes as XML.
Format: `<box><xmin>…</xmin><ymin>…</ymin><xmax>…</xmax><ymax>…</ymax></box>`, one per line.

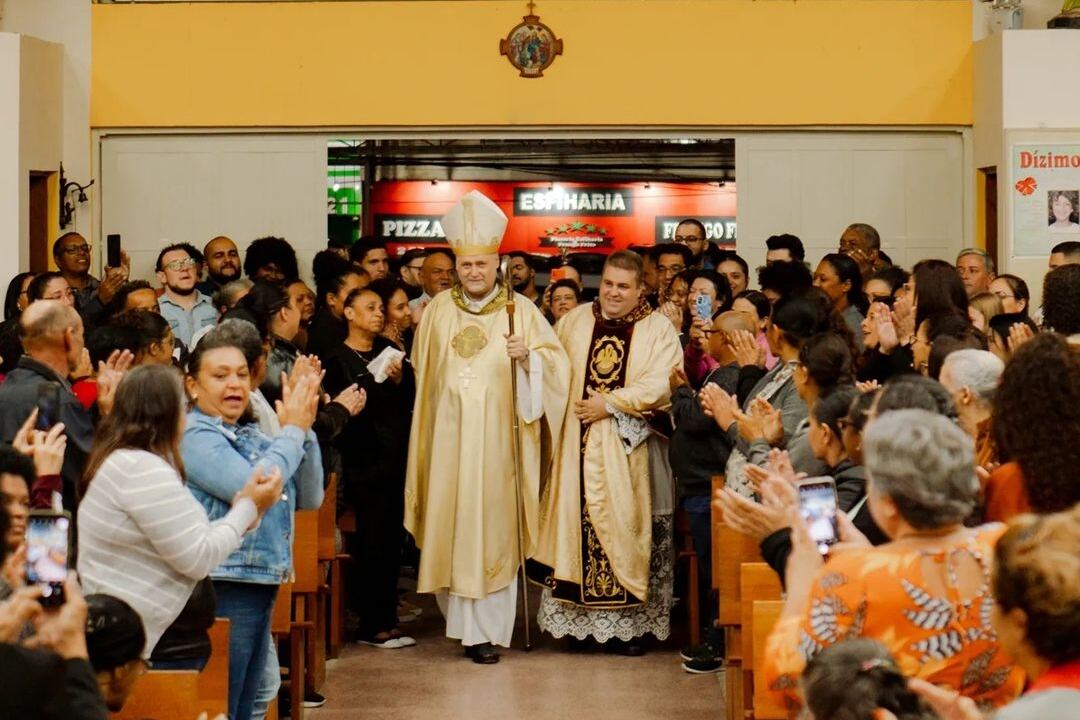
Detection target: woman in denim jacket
<box><xmin>181</xmin><ymin>328</ymin><xmax>323</xmax><ymax>720</ymax></box>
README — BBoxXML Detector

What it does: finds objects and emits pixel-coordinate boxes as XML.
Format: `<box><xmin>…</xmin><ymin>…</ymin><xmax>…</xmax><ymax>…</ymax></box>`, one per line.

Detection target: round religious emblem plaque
<box><xmin>499</xmin><ymin>6</ymin><xmax>563</xmax><ymax>79</ymax></box>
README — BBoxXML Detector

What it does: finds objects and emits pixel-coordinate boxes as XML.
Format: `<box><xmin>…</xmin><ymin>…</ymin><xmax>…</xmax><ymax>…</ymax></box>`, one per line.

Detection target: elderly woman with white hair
<box><xmin>938</xmin><ymin>349</ymin><xmax>1004</xmax><ymax>469</ymax></box>
<box><xmin>760</xmin><ymin>409</ymin><xmax>1025</xmax><ymax>713</ymax></box>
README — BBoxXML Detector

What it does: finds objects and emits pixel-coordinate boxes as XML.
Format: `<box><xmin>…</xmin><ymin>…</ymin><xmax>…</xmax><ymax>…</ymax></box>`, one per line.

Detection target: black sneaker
<box><xmin>680</xmin><ymin>633</ymin><xmax>725</xmax><ymax>662</ymax></box>
<box><xmin>681</xmin><ymin>642</ymin><xmax>724</xmax><ymax>674</ymax></box>
<box><xmin>303</xmin><ymin>690</ymin><xmax>327</xmax><ymax>708</ymax></box>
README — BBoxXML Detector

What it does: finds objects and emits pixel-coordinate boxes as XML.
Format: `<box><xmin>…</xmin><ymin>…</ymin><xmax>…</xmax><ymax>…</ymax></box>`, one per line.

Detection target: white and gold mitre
<box><xmin>441</xmin><ymin>190</ymin><xmax>507</xmax><ymax>257</ymax></box>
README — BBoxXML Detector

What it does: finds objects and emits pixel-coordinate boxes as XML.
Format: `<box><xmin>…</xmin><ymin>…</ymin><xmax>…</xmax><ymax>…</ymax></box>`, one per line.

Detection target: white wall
<box><xmin>100</xmin><ymin>134</ymin><xmax>329</xmax><ymax>283</ymax></box>
<box><xmin>734</xmin><ymin>132</ymin><xmax>968</xmax><ymax>275</ymax></box>
<box><xmin>0</xmin><ymin>34</ymin><xmax>22</xmax><ymax>283</ymax></box>
<box><xmin>0</xmin><ymin>33</ymin><xmax>63</xmax><ymax>291</ymax></box>
<box><xmin>974</xmin><ymin>29</ymin><xmax>1080</xmax><ymax>306</ymax></box>
<box><xmin>0</xmin><ymin>0</ymin><xmax>94</xmax><ymax>257</ymax></box>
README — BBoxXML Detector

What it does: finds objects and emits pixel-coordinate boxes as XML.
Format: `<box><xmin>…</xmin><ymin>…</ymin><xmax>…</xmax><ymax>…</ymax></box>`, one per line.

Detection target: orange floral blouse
<box><xmin>762</xmin><ymin>524</ymin><xmax>1025</xmax><ymax>712</ymax></box>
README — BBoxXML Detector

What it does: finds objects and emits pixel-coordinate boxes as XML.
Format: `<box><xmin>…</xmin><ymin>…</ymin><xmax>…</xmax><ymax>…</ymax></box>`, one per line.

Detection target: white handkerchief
<box><xmin>367</xmin><ymin>345</ymin><xmax>406</xmax><ymax>383</ymax></box>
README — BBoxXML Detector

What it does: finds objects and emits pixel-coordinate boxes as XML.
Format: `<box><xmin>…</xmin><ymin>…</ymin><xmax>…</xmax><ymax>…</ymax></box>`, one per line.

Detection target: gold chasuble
<box><xmin>404</xmin><ymin>285</ymin><xmax>571</xmax><ymax>599</ymax></box>
<box><xmin>530</xmin><ymin>300</ymin><xmax>681</xmax><ymax>605</ymax></box>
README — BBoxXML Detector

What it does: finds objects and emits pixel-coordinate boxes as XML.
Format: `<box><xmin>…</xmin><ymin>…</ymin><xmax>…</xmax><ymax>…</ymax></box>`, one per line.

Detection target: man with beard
<box><xmin>506</xmin><ymin>251</ymin><xmax>541</xmax><ymax>305</ymax></box>
<box><xmin>155</xmin><ymin>244</ymin><xmax>218</xmax><ymax>347</ymax></box>
<box><xmin>53</xmin><ymin>232</ymin><xmax>129</xmax><ymax>324</ymax></box>
<box><xmin>673</xmin><ymin>218</ymin><xmax>713</xmax><ymax>269</ymax></box>
<box><xmin>196</xmin><ymin>236</ymin><xmax>241</xmax><ymax>296</ymax></box>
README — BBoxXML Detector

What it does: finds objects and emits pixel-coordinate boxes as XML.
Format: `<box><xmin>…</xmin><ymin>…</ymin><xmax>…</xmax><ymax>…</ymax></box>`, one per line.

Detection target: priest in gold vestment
<box><xmin>529</xmin><ymin>251</ymin><xmax>682</xmax><ymax>651</ymax></box>
<box><xmin>404</xmin><ymin>191</ymin><xmax>571</xmax><ymax>664</ymax></box>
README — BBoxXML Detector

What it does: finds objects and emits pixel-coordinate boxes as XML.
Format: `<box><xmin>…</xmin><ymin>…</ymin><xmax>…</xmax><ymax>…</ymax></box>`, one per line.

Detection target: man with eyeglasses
<box><xmin>673</xmin><ymin>218</ymin><xmax>714</xmax><ymax>270</ymax></box>
<box><xmin>396</xmin><ymin>248</ymin><xmax>428</xmax><ymax>300</ymax></box>
<box><xmin>155</xmin><ymin>244</ymin><xmax>218</xmax><ymax>347</ymax></box>
<box><xmin>52</xmin><ymin>232</ymin><xmax>129</xmax><ymax>324</ymax></box>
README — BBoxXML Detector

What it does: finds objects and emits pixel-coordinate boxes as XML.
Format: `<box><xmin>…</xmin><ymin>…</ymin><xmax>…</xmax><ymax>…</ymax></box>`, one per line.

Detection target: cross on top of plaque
<box><xmin>527</xmin><ymin>1</ymin><xmax>536</xmax><ymax>14</ymax></box>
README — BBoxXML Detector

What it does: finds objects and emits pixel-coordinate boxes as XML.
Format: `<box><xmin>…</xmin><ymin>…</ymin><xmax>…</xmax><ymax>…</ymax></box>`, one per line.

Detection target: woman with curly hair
<box><xmin>1042</xmin><ymin>264</ymin><xmax>1080</xmax><ymax>338</ymax></box>
<box><xmin>987</xmin><ymin>332</ymin><xmax>1080</xmax><ymax>521</ymax></box>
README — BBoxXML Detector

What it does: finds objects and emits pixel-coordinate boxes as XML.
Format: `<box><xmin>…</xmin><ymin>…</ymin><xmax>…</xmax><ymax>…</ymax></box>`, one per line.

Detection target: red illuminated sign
<box><xmin>372</xmin><ymin>180</ymin><xmax>736</xmax><ymax>255</ymax></box>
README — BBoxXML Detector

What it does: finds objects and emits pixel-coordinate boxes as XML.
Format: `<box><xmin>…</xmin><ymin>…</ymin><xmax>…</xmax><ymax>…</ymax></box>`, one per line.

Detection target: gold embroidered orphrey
<box><xmin>451</xmin><ymin>324</ymin><xmax>488</xmax><ymax>360</ymax></box>
<box><xmin>588</xmin><ymin>335</ymin><xmax>625</xmax><ymax>389</ymax></box>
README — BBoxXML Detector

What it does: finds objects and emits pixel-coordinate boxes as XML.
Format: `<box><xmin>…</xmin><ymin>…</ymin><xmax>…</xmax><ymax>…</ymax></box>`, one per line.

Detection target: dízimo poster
<box><xmin>1012</xmin><ymin>144</ymin><xmax>1080</xmax><ymax>258</ymax></box>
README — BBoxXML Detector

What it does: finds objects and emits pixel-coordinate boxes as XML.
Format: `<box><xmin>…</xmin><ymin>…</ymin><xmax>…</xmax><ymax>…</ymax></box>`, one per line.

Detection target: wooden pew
<box><xmin>111</xmin><ymin>671</ymin><xmax>200</xmax><ymax>720</ymax></box>
<box><xmin>712</xmin><ymin>475</ymin><xmax>766</xmax><ymax>720</ymax></box>
<box><xmin>751</xmin><ymin>600</ymin><xmax>788</xmax><ymax>720</ymax></box>
<box><xmin>740</xmin><ymin>563</ymin><xmax>784</xmax><ymax>720</ymax></box>
<box><xmin>317</xmin><ymin>474</ymin><xmax>345</xmax><ymax>658</ymax></box>
<box><xmin>195</xmin><ymin>618</ymin><xmax>230</xmax><ymax>718</ymax></box>
<box><xmin>270</xmin><ymin>582</ymin><xmax>310</xmax><ymax>720</ymax></box>
<box><xmin>293</xmin><ymin>510</ymin><xmax>324</xmax><ymax>692</ymax></box>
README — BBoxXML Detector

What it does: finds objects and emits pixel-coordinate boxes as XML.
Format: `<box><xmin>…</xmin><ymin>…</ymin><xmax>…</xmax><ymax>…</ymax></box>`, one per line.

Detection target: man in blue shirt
<box><xmin>156</xmin><ymin>243</ymin><xmax>218</xmax><ymax>347</ymax></box>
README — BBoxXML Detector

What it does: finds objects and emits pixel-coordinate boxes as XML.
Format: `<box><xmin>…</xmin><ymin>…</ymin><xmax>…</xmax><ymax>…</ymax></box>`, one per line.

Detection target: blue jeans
<box><xmin>679</xmin><ymin>495</ymin><xmax>714</xmax><ymax>626</ymax></box>
<box><xmin>213</xmin><ymin>581</ymin><xmax>279</xmax><ymax>720</ymax></box>
<box><xmin>251</xmin><ymin>627</ymin><xmax>280</xmax><ymax>720</ymax></box>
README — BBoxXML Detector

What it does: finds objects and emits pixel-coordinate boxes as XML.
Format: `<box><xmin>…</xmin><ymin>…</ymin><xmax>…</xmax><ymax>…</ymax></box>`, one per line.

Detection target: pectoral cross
<box><xmin>459</xmin><ymin>365</ymin><xmax>478</xmax><ymax>389</ymax></box>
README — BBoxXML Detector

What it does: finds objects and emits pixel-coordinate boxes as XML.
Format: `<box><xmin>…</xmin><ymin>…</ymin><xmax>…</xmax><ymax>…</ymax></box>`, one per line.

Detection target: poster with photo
<box><xmin>1012</xmin><ymin>144</ymin><xmax>1080</xmax><ymax>257</ymax></box>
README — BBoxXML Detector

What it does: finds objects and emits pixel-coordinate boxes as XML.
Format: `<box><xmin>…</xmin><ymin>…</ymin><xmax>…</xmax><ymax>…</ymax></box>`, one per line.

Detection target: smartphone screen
<box><xmin>26</xmin><ymin>512</ymin><xmax>70</xmax><ymax>607</ymax></box>
<box><xmin>797</xmin><ymin>478</ymin><xmax>839</xmax><ymax>554</ymax></box>
<box><xmin>36</xmin><ymin>382</ymin><xmax>61</xmax><ymax>432</ymax></box>
<box><xmin>695</xmin><ymin>294</ymin><xmax>712</xmax><ymax>322</ymax></box>
<box><xmin>107</xmin><ymin>233</ymin><xmax>122</xmax><ymax>268</ymax></box>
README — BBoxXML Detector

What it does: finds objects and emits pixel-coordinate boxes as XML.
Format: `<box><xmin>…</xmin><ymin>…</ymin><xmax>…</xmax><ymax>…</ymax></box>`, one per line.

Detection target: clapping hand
<box><xmin>287</xmin><ymin>355</ymin><xmax>323</xmax><ymax>392</ymax></box>
<box><xmin>874</xmin><ymin>304</ymin><xmax>901</xmax><ymax>354</ymax></box>
<box><xmin>236</xmin><ymin>466</ymin><xmax>285</xmax><ymax>516</ymax></box>
<box><xmin>699</xmin><ymin>383</ymin><xmax>738</xmax><ymax>430</ymax></box>
<box><xmin>733</xmin><ymin>397</ymin><xmax>782</xmax><ymax>445</ymax></box>
<box><xmin>1007</xmin><ymin>322</ymin><xmax>1035</xmax><ymax>352</ymax></box>
<box><xmin>96</xmin><ymin>349</ymin><xmax>135</xmax><ymax>416</ymax></box>
<box><xmin>275</xmin><ymin>372</ymin><xmax>320</xmax><ymax>432</ymax></box>
<box><xmin>729</xmin><ymin>329</ymin><xmax>765</xmax><ymax>368</ymax></box>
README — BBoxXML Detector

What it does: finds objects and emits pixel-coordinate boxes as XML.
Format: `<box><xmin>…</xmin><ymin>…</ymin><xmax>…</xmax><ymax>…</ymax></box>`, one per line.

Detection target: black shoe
<box><xmin>464</xmin><ymin>642</ymin><xmax>501</xmax><ymax>664</ymax></box>
<box><xmin>303</xmin><ymin>690</ymin><xmax>327</xmax><ymax>708</ymax></box>
<box><xmin>680</xmin><ymin>634</ymin><xmax>725</xmax><ymax>662</ymax></box>
<box><xmin>605</xmin><ymin>638</ymin><xmax>646</xmax><ymax>657</ymax></box>
<box><xmin>681</xmin><ymin>639</ymin><xmax>725</xmax><ymax>674</ymax></box>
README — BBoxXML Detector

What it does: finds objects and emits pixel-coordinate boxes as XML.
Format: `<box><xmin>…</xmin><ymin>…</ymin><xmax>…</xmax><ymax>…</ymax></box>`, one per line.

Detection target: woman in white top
<box><xmin>77</xmin><ymin>364</ymin><xmax>283</xmax><ymax>658</ymax></box>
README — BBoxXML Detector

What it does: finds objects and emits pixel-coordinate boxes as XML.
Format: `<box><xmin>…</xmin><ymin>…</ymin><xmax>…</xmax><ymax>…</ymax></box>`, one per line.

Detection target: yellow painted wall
<box><xmin>91</xmin><ymin>0</ymin><xmax>973</xmax><ymax>129</ymax></box>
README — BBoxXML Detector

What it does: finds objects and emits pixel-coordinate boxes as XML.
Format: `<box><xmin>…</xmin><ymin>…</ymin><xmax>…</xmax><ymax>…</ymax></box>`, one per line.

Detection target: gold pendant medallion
<box><xmin>451</xmin><ymin>324</ymin><xmax>488</xmax><ymax>359</ymax></box>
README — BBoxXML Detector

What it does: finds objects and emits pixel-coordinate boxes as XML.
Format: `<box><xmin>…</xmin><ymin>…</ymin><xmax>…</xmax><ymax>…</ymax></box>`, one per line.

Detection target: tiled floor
<box><xmin>309</xmin><ymin>587</ymin><xmax>725</xmax><ymax>720</ymax></box>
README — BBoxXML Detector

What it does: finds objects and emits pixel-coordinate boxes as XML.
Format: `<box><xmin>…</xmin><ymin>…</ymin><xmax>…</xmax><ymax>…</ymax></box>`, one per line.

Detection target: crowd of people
<box><xmin>0</xmin><ymin>206</ymin><xmax>1078</xmax><ymax>720</ymax></box>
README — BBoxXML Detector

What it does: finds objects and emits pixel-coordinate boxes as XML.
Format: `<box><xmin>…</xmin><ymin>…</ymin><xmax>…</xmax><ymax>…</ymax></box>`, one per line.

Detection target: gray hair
<box><xmin>864</xmin><ymin>409</ymin><xmax>978</xmax><ymax>529</ymax></box>
<box><xmin>845</xmin><ymin>223</ymin><xmax>880</xmax><ymax>250</ymax></box>
<box><xmin>941</xmin><ymin>349</ymin><xmax>1003</xmax><ymax>405</ymax></box>
<box><xmin>956</xmin><ymin>247</ymin><xmax>996</xmax><ymax>276</ymax></box>
<box><xmin>213</xmin><ymin>278</ymin><xmax>254</xmax><ymax>311</ymax></box>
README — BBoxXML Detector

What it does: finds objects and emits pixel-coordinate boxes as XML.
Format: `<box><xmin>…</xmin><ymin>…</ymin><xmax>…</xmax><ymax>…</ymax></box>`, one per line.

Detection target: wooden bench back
<box><xmin>293</xmin><ymin>510</ymin><xmax>320</xmax><ymax>594</ymax></box>
<box><xmin>715</xmin><ymin>525</ymin><xmax>764</xmax><ymax>626</ymax></box>
<box><xmin>195</xmin><ymin>617</ymin><xmax>230</xmax><ymax>717</ymax></box>
<box><xmin>111</xmin><ymin>670</ymin><xmax>199</xmax><ymax>720</ymax></box>
<box><xmin>317</xmin><ymin>473</ymin><xmax>338</xmax><ymax>562</ymax></box>
<box><xmin>270</xmin><ymin>583</ymin><xmax>292</xmax><ymax>635</ymax></box>
<box><xmin>739</xmin><ymin>562</ymin><xmax>783</xmax><ymax>663</ymax></box>
<box><xmin>751</xmin><ymin>600</ymin><xmax>789</xmax><ymax>720</ymax></box>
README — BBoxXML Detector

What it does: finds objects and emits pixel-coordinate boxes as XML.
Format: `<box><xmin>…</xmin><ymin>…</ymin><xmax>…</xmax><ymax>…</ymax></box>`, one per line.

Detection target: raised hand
<box><xmin>749</xmin><ymin>397</ymin><xmax>783</xmax><ymax>445</ymax></box>
<box><xmin>659</xmin><ymin>301</ymin><xmax>683</xmax><ymax>330</ymax></box>
<box><xmin>699</xmin><ymin>383</ymin><xmax>738</xmax><ymax>430</ymax></box>
<box><xmin>1007</xmin><ymin>322</ymin><xmax>1035</xmax><ymax>352</ymax></box>
<box><xmin>730</xmin><ymin>329</ymin><xmax>764</xmax><ymax>368</ymax></box>
<box><xmin>712</xmin><ymin>486</ymin><xmax>786</xmax><ymax>541</ymax></box>
<box><xmin>275</xmin><ymin>373</ymin><xmax>320</xmax><ymax>432</ymax></box>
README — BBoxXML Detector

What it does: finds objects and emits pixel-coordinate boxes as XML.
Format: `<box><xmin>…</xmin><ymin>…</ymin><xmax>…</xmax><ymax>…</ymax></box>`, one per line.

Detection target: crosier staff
<box><xmin>501</xmin><ymin>256</ymin><xmax>532</xmax><ymax>651</ymax></box>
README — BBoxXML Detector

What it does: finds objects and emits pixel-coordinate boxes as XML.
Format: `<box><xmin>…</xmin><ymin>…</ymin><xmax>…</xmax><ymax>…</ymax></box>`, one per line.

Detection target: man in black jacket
<box><xmin>669</xmin><ymin>310</ymin><xmax>755</xmax><ymax>674</ymax></box>
<box><xmin>0</xmin><ymin>501</ymin><xmax>109</xmax><ymax>720</ymax></box>
<box><xmin>0</xmin><ymin>302</ymin><xmax>95</xmax><ymax>510</ymax></box>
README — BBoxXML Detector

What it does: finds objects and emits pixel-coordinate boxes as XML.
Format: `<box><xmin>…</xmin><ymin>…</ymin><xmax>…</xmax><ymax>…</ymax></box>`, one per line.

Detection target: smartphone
<box><xmin>106</xmin><ymin>234</ymin><xmax>122</xmax><ymax>268</ymax></box>
<box><xmin>550</xmin><ymin>266</ymin><xmax>568</xmax><ymax>283</ymax></box>
<box><xmin>35</xmin><ymin>382</ymin><xmax>62</xmax><ymax>431</ymax></box>
<box><xmin>695</xmin><ymin>294</ymin><xmax>712</xmax><ymax>322</ymax></box>
<box><xmin>796</xmin><ymin>477</ymin><xmax>839</xmax><ymax>554</ymax></box>
<box><xmin>26</xmin><ymin>511</ymin><xmax>71</xmax><ymax>607</ymax></box>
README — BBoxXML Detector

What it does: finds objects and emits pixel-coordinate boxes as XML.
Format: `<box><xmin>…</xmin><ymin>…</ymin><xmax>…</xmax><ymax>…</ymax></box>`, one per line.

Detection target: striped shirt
<box><xmin>77</xmin><ymin>449</ymin><xmax>257</xmax><ymax>656</ymax></box>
